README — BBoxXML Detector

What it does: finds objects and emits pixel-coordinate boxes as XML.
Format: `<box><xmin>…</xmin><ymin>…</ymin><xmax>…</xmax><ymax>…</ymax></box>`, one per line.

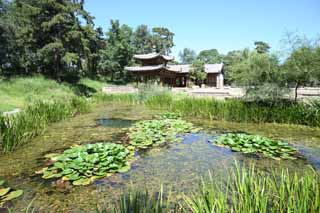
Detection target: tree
<box><xmin>133</xmin><ymin>25</ymin><xmax>153</xmax><ymax>54</ymax></box>
<box><xmin>151</xmin><ymin>27</ymin><xmax>174</xmax><ymax>55</ymax></box>
<box><xmin>190</xmin><ymin>59</ymin><xmax>206</xmax><ymax>86</ymax></box>
<box><xmin>282</xmin><ymin>32</ymin><xmax>319</xmax><ymax>101</ymax></box>
<box><xmin>254</xmin><ymin>41</ymin><xmax>271</xmax><ymax>54</ymax></box>
<box><xmin>228</xmin><ymin>50</ymin><xmax>287</xmax><ymax>101</ymax></box>
<box><xmin>179</xmin><ymin>48</ymin><xmax>196</xmax><ymax>64</ymax></box>
<box><xmin>198</xmin><ymin>49</ymin><xmax>222</xmax><ymax>64</ymax></box>
<box><xmin>99</xmin><ymin>20</ymin><xmax>134</xmax><ymax>83</ymax></box>
<box><xmin>0</xmin><ymin>0</ymin><xmax>99</xmax><ymax>81</ymax></box>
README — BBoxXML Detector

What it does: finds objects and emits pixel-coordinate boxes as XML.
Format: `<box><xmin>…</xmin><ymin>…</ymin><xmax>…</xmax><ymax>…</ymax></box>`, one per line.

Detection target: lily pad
<box><xmin>37</xmin><ymin>143</ymin><xmax>134</xmax><ymax>186</ymax></box>
<box><xmin>2</xmin><ymin>190</ymin><xmax>23</xmax><ymax>201</ymax></box>
<box><xmin>213</xmin><ymin>133</ymin><xmax>299</xmax><ymax>160</ymax></box>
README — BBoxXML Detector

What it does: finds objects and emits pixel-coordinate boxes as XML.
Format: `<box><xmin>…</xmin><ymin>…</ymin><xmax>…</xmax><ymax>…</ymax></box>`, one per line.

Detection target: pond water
<box><xmin>0</xmin><ymin>103</ymin><xmax>320</xmax><ymax>212</ymax></box>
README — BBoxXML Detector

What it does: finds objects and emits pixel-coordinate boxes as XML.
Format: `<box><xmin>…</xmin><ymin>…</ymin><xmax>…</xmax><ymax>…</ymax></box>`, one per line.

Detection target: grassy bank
<box><xmin>0</xmin><ymin>97</ymin><xmax>90</xmax><ymax>153</ymax></box>
<box><xmin>0</xmin><ymin>76</ymin><xmax>106</xmax><ymax>112</ymax></box>
<box><xmin>94</xmin><ymin>91</ymin><xmax>320</xmax><ymax>127</ymax></box>
<box><xmin>0</xmin><ymin>76</ymin><xmax>107</xmax><ymax>153</ymax></box>
<box><xmin>96</xmin><ymin>162</ymin><xmax>320</xmax><ymax>212</ymax></box>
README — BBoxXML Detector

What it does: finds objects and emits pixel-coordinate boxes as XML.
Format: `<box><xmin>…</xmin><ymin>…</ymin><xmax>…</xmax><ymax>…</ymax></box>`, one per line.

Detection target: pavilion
<box><xmin>125</xmin><ymin>53</ymin><xmax>224</xmax><ymax>88</ymax></box>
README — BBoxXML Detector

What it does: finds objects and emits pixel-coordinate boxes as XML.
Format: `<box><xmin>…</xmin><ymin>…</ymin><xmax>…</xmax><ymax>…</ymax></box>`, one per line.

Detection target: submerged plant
<box><xmin>127</xmin><ymin>113</ymin><xmax>198</xmax><ymax>148</ymax></box>
<box><xmin>37</xmin><ymin>143</ymin><xmax>134</xmax><ymax>186</ymax></box>
<box><xmin>212</xmin><ymin>133</ymin><xmax>299</xmax><ymax>160</ymax></box>
<box><xmin>0</xmin><ymin>179</ymin><xmax>23</xmax><ymax>207</ymax></box>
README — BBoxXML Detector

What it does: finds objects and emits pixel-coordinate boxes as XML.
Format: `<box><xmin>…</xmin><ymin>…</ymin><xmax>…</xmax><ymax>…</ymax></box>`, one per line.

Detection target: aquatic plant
<box><xmin>37</xmin><ymin>143</ymin><xmax>133</xmax><ymax>186</ymax></box>
<box><xmin>184</xmin><ymin>162</ymin><xmax>320</xmax><ymax>213</ymax></box>
<box><xmin>0</xmin><ymin>97</ymin><xmax>90</xmax><ymax>153</ymax></box>
<box><xmin>98</xmin><ymin>93</ymin><xmax>320</xmax><ymax>127</ymax></box>
<box><xmin>0</xmin><ymin>179</ymin><xmax>23</xmax><ymax>207</ymax></box>
<box><xmin>127</xmin><ymin>113</ymin><xmax>198</xmax><ymax>148</ymax></box>
<box><xmin>103</xmin><ymin>186</ymin><xmax>181</xmax><ymax>213</ymax></box>
<box><xmin>212</xmin><ymin>133</ymin><xmax>299</xmax><ymax>160</ymax></box>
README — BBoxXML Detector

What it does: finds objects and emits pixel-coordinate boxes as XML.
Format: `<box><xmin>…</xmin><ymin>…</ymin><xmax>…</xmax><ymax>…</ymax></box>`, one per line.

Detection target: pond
<box><xmin>0</xmin><ymin>103</ymin><xmax>320</xmax><ymax>212</ymax></box>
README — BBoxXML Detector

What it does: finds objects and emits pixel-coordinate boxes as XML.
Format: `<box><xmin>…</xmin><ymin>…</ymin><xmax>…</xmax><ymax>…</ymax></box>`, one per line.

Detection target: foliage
<box><xmin>151</xmin><ymin>27</ymin><xmax>175</xmax><ymax>55</ymax></box>
<box><xmin>37</xmin><ymin>143</ymin><xmax>133</xmax><ymax>186</ymax></box>
<box><xmin>0</xmin><ymin>0</ymin><xmax>102</xmax><ymax>80</ymax></box>
<box><xmin>179</xmin><ymin>48</ymin><xmax>197</xmax><ymax>64</ymax></box>
<box><xmin>197</xmin><ymin>49</ymin><xmax>222</xmax><ymax>64</ymax></box>
<box><xmin>254</xmin><ymin>41</ymin><xmax>271</xmax><ymax>54</ymax></box>
<box><xmin>127</xmin><ymin>113</ymin><xmax>197</xmax><ymax>149</ymax></box>
<box><xmin>184</xmin><ymin>162</ymin><xmax>320</xmax><ymax>213</ymax></box>
<box><xmin>99</xmin><ymin>20</ymin><xmax>135</xmax><ymax>83</ymax></box>
<box><xmin>228</xmin><ymin>50</ymin><xmax>287</xmax><ymax>100</ymax></box>
<box><xmin>0</xmin><ymin>97</ymin><xmax>90</xmax><ymax>153</ymax></box>
<box><xmin>0</xmin><ymin>179</ymin><xmax>23</xmax><ymax>207</ymax></box>
<box><xmin>282</xmin><ymin>32</ymin><xmax>320</xmax><ymax>101</ymax></box>
<box><xmin>190</xmin><ymin>59</ymin><xmax>206</xmax><ymax>86</ymax></box>
<box><xmin>213</xmin><ymin>133</ymin><xmax>299</xmax><ymax>160</ymax></box>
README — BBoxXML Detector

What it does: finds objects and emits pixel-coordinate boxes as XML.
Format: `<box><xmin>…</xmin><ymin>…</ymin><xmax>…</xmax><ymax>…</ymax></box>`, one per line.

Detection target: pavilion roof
<box><xmin>125</xmin><ymin>64</ymin><xmax>165</xmax><ymax>72</ymax></box>
<box><xmin>125</xmin><ymin>63</ymin><xmax>224</xmax><ymax>74</ymax></box>
<box><xmin>133</xmin><ymin>53</ymin><xmax>174</xmax><ymax>61</ymax></box>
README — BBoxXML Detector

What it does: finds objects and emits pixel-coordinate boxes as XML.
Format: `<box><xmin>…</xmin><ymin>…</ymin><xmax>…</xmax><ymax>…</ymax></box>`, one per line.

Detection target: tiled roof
<box><xmin>133</xmin><ymin>53</ymin><xmax>174</xmax><ymax>61</ymax></box>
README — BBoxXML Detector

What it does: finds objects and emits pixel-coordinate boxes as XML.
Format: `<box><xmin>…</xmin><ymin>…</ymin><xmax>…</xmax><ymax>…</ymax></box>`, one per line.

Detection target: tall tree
<box><xmin>254</xmin><ymin>41</ymin><xmax>271</xmax><ymax>54</ymax></box>
<box><xmin>99</xmin><ymin>20</ymin><xmax>134</xmax><ymax>82</ymax></box>
<box><xmin>179</xmin><ymin>48</ymin><xmax>196</xmax><ymax>64</ymax></box>
<box><xmin>2</xmin><ymin>0</ymin><xmax>97</xmax><ymax>81</ymax></box>
<box><xmin>151</xmin><ymin>27</ymin><xmax>174</xmax><ymax>55</ymax></box>
<box><xmin>282</xmin><ymin>32</ymin><xmax>319</xmax><ymax>101</ymax></box>
<box><xmin>133</xmin><ymin>25</ymin><xmax>153</xmax><ymax>54</ymax></box>
<box><xmin>198</xmin><ymin>49</ymin><xmax>222</xmax><ymax>64</ymax></box>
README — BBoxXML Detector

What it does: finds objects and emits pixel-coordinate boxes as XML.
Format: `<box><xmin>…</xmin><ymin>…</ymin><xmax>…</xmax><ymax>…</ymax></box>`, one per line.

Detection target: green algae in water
<box><xmin>213</xmin><ymin>133</ymin><xmax>299</xmax><ymax>160</ymax></box>
<box><xmin>37</xmin><ymin>143</ymin><xmax>134</xmax><ymax>186</ymax></box>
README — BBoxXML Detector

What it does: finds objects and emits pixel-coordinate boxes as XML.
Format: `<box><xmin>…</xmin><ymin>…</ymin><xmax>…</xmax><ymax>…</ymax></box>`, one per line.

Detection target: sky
<box><xmin>84</xmin><ymin>0</ymin><xmax>320</xmax><ymax>58</ymax></box>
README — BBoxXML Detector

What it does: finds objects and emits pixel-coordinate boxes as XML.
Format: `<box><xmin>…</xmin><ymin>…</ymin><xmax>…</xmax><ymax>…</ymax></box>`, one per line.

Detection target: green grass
<box><xmin>0</xmin><ymin>76</ymin><xmax>107</xmax><ymax>113</ymax></box>
<box><xmin>0</xmin><ymin>97</ymin><xmax>90</xmax><ymax>153</ymax></box>
<box><xmin>0</xmin><ymin>76</ymin><xmax>75</xmax><ymax>112</ymax></box>
<box><xmin>79</xmin><ymin>78</ymin><xmax>106</xmax><ymax>92</ymax></box>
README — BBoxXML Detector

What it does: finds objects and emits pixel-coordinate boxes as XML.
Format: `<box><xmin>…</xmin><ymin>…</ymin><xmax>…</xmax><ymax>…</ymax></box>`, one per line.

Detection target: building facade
<box><xmin>125</xmin><ymin>53</ymin><xmax>224</xmax><ymax>88</ymax></box>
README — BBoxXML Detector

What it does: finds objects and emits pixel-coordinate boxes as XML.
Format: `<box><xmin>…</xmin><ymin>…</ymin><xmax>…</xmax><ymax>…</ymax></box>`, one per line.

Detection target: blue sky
<box><xmin>84</xmin><ymin>0</ymin><xmax>320</xmax><ymax>58</ymax></box>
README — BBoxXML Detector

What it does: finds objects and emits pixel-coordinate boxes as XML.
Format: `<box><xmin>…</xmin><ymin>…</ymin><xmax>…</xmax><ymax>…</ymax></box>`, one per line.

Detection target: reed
<box><xmin>184</xmin><ymin>162</ymin><xmax>320</xmax><ymax>213</ymax></box>
<box><xmin>0</xmin><ymin>97</ymin><xmax>90</xmax><ymax>153</ymax></box>
<box><xmin>96</xmin><ymin>162</ymin><xmax>319</xmax><ymax>212</ymax></box>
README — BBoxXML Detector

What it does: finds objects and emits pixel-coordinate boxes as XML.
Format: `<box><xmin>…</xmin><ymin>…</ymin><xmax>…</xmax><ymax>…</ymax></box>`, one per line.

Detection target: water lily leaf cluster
<box><xmin>37</xmin><ymin>143</ymin><xmax>133</xmax><ymax>186</ymax></box>
<box><xmin>0</xmin><ymin>179</ymin><xmax>23</xmax><ymax>207</ymax></box>
<box><xmin>128</xmin><ymin>113</ymin><xmax>198</xmax><ymax>148</ymax></box>
<box><xmin>213</xmin><ymin>134</ymin><xmax>299</xmax><ymax>160</ymax></box>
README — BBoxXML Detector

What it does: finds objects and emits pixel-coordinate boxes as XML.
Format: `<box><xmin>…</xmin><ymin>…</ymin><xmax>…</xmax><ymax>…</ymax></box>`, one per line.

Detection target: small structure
<box><xmin>125</xmin><ymin>53</ymin><xmax>224</xmax><ymax>88</ymax></box>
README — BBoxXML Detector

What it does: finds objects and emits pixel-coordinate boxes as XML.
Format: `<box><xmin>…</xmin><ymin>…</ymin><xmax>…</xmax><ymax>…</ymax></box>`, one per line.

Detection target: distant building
<box><xmin>125</xmin><ymin>53</ymin><xmax>224</xmax><ymax>88</ymax></box>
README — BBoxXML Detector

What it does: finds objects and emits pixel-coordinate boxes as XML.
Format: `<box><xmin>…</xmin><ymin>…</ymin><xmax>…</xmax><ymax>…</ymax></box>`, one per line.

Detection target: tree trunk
<box><xmin>294</xmin><ymin>82</ymin><xmax>299</xmax><ymax>102</ymax></box>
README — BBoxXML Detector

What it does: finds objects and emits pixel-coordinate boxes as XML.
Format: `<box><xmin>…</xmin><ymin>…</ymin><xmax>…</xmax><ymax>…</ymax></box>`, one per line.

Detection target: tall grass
<box><xmin>95</xmin><ymin>90</ymin><xmax>320</xmax><ymax>127</ymax></box>
<box><xmin>0</xmin><ymin>97</ymin><xmax>90</xmax><ymax>153</ymax></box>
<box><xmin>184</xmin><ymin>162</ymin><xmax>320</xmax><ymax>213</ymax></box>
<box><xmin>96</xmin><ymin>162</ymin><xmax>320</xmax><ymax>212</ymax></box>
